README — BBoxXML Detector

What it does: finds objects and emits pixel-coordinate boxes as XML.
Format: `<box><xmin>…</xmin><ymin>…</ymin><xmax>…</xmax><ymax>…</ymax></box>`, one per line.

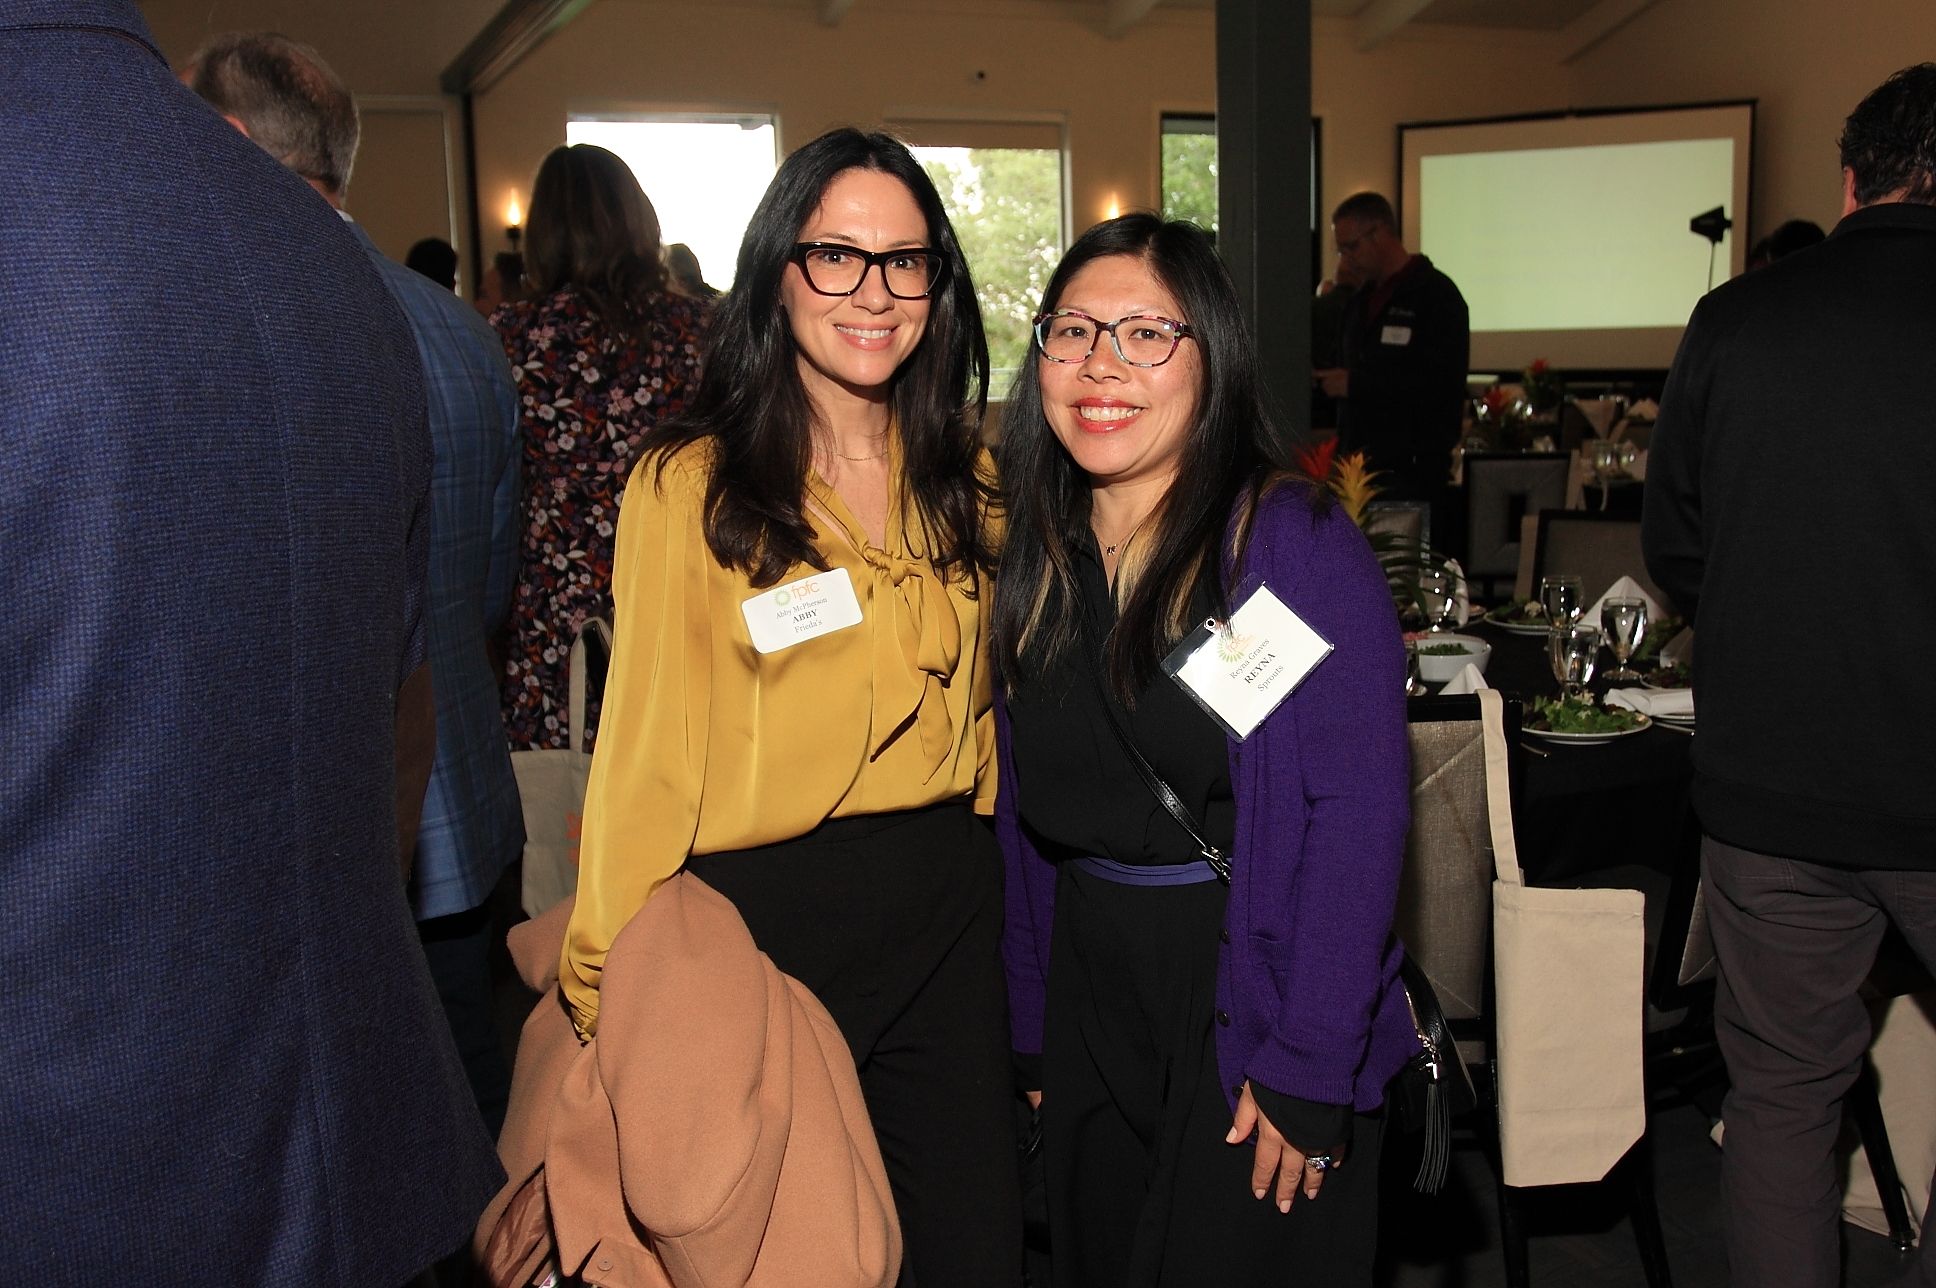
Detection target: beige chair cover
<box><xmin>1480</xmin><ymin>688</ymin><xmax>1648</xmax><ymax>1188</ymax></box>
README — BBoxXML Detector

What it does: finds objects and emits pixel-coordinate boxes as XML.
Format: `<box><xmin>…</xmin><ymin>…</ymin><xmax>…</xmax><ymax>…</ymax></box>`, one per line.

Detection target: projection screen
<box><xmin>1398</xmin><ymin>103</ymin><xmax>1754</xmax><ymax>371</ymax></box>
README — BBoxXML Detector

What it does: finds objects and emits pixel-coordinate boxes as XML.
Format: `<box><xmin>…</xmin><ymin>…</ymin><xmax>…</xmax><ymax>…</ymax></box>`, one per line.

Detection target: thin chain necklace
<box><xmin>834</xmin><ymin>449</ymin><xmax>887</xmax><ymax>462</ymax></box>
<box><xmin>1096</xmin><ymin>515</ymin><xmax>1150</xmax><ymax>558</ymax></box>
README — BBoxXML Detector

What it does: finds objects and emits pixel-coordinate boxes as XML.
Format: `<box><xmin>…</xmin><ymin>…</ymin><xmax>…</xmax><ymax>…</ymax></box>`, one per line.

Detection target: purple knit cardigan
<box><xmin>996</xmin><ymin>482</ymin><xmax>1419</xmax><ymax>1113</ymax></box>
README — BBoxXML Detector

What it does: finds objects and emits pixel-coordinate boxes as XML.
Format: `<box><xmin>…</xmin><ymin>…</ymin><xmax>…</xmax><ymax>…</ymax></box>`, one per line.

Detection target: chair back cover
<box><xmin>1395</xmin><ymin>702</ymin><xmax>1495</xmax><ymax>1024</ymax></box>
<box><xmin>1532</xmin><ymin>512</ymin><xmax>1669</xmax><ymax>611</ymax></box>
<box><xmin>1465</xmin><ymin>454</ymin><xmax>1569</xmax><ymax>582</ymax></box>
<box><xmin>1480</xmin><ymin>689</ymin><xmax>1648</xmax><ymax>1188</ymax></box>
<box><xmin>513</xmin><ymin>617</ymin><xmax>612</xmax><ymax>916</ymax></box>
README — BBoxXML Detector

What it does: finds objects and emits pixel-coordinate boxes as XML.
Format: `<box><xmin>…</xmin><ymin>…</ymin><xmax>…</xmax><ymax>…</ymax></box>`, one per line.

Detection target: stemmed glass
<box><xmin>1539</xmin><ymin>574</ymin><xmax>1583</xmax><ymax>625</ymax></box>
<box><xmin>1601</xmin><ymin>596</ymin><xmax>1648</xmax><ymax>682</ymax></box>
<box><xmin>1418</xmin><ymin>569</ymin><xmax>1458</xmax><ymax>632</ymax></box>
<box><xmin>1548</xmin><ymin>622</ymin><xmax>1602</xmax><ymax>700</ymax></box>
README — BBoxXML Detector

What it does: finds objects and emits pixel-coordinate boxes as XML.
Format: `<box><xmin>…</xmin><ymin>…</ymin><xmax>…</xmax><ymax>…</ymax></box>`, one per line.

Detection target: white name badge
<box><xmin>1162</xmin><ymin>586</ymin><xmax>1331</xmax><ymax>739</ymax></box>
<box><xmin>1380</xmin><ymin>324</ymin><xmax>1413</xmax><ymax>346</ymax></box>
<box><xmin>740</xmin><ymin>567</ymin><xmax>864</xmax><ymax>654</ymax></box>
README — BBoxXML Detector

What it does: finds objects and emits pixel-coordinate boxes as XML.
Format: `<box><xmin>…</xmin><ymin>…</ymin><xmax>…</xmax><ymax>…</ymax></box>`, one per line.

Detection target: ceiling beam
<box><xmin>1558</xmin><ymin>0</ymin><xmax>1659</xmax><ymax>63</ymax></box>
<box><xmin>1105</xmin><ymin>0</ymin><xmax>1163</xmax><ymax>37</ymax></box>
<box><xmin>1353</xmin><ymin>0</ymin><xmax>1435</xmax><ymax>51</ymax></box>
<box><xmin>440</xmin><ymin>0</ymin><xmax>596</xmax><ymax>95</ymax></box>
<box><xmin>819</xmin><ymin>0</ymin><xmax>858</xmax><ymax>25</ymax></box>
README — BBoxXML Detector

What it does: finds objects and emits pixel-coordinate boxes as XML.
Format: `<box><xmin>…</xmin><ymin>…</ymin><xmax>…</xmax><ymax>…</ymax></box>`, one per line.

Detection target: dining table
<box><xmin>1417</xmin><ymin>614</ymin><xmax>1694</xmax><ymax>886</ymax></box>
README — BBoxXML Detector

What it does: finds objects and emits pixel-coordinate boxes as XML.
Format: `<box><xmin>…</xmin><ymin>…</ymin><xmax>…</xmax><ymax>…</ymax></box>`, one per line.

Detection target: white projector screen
<box><xmin>1399</xmin><ymin>103</ymin><xmax>1753</xmax><ymax>371</ymax></box>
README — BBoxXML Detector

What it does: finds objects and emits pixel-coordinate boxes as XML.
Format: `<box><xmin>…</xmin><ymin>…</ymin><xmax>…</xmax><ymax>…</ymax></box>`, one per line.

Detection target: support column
<box><xmin>1216</xmin><ymin>0</ymin><xmax>1313</xmax><ymax>444</ymax></box>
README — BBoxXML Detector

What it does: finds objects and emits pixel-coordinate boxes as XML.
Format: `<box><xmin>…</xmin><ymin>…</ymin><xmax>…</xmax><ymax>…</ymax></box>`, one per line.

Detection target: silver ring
<box><xmin>1304</xmin><ymin>1153</ymin><xmax>1335</xmax><ymax>1173</ymax></box>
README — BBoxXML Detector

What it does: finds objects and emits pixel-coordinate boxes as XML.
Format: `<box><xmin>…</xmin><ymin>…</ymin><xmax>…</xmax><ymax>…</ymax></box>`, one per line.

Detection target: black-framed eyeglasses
<box><xmin>790</xmin><ymin>242</ymin><xmax>944</xmax><ymax>299</ymax></box>
<box><xmin>1032</xmin><ymin>310</ymin><xmax>1196</xmax><ymax>367</ymax></box>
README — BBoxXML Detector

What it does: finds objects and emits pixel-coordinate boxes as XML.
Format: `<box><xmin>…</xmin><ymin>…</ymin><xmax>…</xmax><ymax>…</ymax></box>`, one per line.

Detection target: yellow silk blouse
<box><xmin>562</xmin><ymin>440</ymin><xmax>996</xmax><ymax>1037</ymax></box>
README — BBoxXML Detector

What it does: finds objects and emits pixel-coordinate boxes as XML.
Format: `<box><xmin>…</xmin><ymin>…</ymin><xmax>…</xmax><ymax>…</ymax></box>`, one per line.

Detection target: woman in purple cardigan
<box><xmin>992</xmin><ymin>214</ymin><xmax>1417</xmax><ymax>1286</ymax></box>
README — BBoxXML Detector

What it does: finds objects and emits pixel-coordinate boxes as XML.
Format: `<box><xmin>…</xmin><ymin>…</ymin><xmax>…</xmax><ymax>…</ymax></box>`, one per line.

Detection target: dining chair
<box><xmin>1398</xmin><ymin>693</ymin><xmax>1674</xmax><ymax>1288</ymax></box>
<box><xmin>1463</xmin><ymin>454</ymin><xmax>1569</xmax><ymax>601</ymax></box>
<box><xmin>1532</xmin><ymin>510</ymin><xmax>1671</xmax><ymax>611</ymax></box>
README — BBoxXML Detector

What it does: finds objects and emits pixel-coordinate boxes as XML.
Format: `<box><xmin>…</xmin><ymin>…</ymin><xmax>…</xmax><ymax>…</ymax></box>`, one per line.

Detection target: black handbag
<box><xmin>1091</xmin><ymin>674</ymin><xmax>1473</xmax><ymax>1192</ymax></box>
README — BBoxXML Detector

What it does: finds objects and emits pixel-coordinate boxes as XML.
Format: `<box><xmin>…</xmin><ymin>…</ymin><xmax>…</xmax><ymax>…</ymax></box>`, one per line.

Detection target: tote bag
<box><xmin>513</xmin><ymin>618</ymin><xmax>611</xmax><ymax>918</ymax></box>
<box><xmin>1479</xmin><ymin>688</ymin><xmax>1647</xmax><ymax>1188</ymax></box>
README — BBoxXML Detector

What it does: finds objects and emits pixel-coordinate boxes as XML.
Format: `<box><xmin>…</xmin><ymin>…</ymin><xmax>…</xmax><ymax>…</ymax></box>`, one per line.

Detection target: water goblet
<box><xmin>1548</xmin><ymin>622</ymin><xmax>1602</xmax><ymax>700</ymax></box>
<box><xmin>1539</xmin><ymin>574</ymin><xmax>1583</xmax><ymax>625</ymax></box>
<box><xmin>1418</xmin><ymin>569</ymin><xmax>1458</xmax><ymax>632</ymax></box>
<box><xmin>1601</xmin><ymin>596</ymin><xmax>1648</xmax><ymax>682</ymax></box>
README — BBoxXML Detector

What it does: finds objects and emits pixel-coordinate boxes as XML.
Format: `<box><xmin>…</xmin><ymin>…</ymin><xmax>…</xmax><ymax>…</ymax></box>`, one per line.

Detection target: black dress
<box><xmin>1004</xmin><ymin>543</ymin><xmax>1383</xmax><ymax>1288</ymax></box>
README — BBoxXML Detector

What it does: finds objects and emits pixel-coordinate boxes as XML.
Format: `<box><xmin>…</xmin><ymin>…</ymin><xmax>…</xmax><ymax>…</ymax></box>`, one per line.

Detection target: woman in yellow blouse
<box><xmin>565</xmin><ymin>129</ymin><xmax>1020</xmax><ymax>1285</ymax></box>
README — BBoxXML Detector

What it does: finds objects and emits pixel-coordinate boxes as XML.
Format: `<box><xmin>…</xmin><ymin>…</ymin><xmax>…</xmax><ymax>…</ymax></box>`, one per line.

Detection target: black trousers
<box><xmin>686</xmin><ymin>805</ymin><xmax>1024</xmax><ymax>1288</ymax></box>
<box><xmin>1042</xmin><ymin>863</ymin><xmax>1382</xmax><ymax>1288</ymax></box>
<box><xmin>417</xmin><ymin>896</ymin><xmax>511</xmax><ymax>1140</ymax></box>
<box><xmin>1704</xmin><ymin>837</ymin><xmax>1936</xmax><ymax>1288</ymax></box>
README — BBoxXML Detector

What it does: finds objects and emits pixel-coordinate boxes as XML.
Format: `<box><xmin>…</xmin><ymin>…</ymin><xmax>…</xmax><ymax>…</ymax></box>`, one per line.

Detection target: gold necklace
<box><xmin>1096</xmin><ymin>516</ymin><xmax>1149</xmax><ymax>558</ymax></box>
<box><xmin>834</xmin><ymin>449</ymin><xmax>887</xmax><ymax>462</ymax></box>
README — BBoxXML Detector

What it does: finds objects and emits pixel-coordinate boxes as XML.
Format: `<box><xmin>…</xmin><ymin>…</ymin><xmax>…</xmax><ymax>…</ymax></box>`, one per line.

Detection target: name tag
<box><xmin>1380</xmin><ymin>324</ymin><xmax>1413</xmax><ymax>346</ymax></box>
<box><xmin>741</xmin><ymin>567</ymin><xmax>863</xmax><ymax>654</ymax></box>
<box><xmin>1162</xmin><ymin>586</ymin><xmax>1330</xmax><ymax>739</ymax></box>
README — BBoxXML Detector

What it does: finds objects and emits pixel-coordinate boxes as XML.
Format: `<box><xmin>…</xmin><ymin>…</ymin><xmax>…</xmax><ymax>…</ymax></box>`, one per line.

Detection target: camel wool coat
<box><xmin>478</xmin><ymin>877</ymin><xmax>902</xmax><ymax>1288</ymax></box>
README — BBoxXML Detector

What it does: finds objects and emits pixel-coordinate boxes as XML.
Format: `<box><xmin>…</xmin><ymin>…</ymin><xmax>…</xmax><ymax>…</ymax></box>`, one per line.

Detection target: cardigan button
<box><xmin>1216</xmin><ymin>1009</ymin><xmax>1231</xmax><ymax>1027</ymax></box>
<box><xmin>1218</xmin><ymin>927</ymin><xmax>1231</xmax><ymax>944</ymax></box>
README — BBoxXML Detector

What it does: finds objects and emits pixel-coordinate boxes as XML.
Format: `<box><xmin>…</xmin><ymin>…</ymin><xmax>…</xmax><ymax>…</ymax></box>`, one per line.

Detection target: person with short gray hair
<box><xmin>183</xmin><ymin>31</ymin><xmax>359</xmax><ymax>200</ymax></box>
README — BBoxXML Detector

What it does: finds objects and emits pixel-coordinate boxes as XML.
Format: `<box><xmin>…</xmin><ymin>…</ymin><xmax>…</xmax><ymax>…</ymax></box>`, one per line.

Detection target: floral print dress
<box><xmin>491</xmin><ymin>286</ymin><xmax>708</xmax><ymax>750</ymax></box>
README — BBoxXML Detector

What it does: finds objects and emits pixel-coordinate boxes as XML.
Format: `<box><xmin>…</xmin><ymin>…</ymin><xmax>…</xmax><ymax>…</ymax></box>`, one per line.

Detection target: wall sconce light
<box><xmin>505</xmin><ymin>192</ymin><xmax>523</xmax><ymax>253</ymax></box>
<box><xmin>1103</xmin><ymin>193</ymin><xmax>1122</xmax><ymax>221</ymax></box>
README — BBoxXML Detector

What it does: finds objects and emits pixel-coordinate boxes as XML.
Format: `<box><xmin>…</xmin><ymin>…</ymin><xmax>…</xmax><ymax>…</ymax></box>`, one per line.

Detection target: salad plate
<box><xmin>1525</xmin><ymin>716</ymin><xmax>1652</xmax><ymax>746</ymax></box>
<box><xmin>1482</xmin><ymin>602</ymin><xmax>1551</xmax><ymax>635</ymax></box>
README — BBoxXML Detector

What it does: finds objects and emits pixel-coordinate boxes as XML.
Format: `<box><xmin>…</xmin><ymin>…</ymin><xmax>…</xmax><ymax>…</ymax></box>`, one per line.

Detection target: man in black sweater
<box><xmin>1645</xmin><ymin>64</ymin><xmax>1936</xmax><ymax>1288</ymax></box>
<box><xmin>1317</xmin><ymin>191</ymin><xmax>1469</xmax><ymax>503</ymax></box>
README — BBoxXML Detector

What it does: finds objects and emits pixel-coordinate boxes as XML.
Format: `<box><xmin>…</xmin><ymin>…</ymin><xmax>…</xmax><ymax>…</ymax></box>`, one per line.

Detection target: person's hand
<box><xmin>1315</xmin><ymin>368</ymin><xmax>1349</xmax><ymax>398</ymax></box>
<box><xmin>1226</xmin><ymin>1081</ymin><xmax>1331</xmax><ymax>1211</ymax></box>
<box><xmin>1024</xmin><ymin>1090</ymin><xmax>1042</xmax><ymax>1111</ymax></box>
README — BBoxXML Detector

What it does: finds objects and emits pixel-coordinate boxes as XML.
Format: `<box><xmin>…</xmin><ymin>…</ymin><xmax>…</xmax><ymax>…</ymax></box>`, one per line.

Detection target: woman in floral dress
<box><xmin>491</xmin><ymin>143</ymin><xmax>709</xmax><ymax>749</ymax></box>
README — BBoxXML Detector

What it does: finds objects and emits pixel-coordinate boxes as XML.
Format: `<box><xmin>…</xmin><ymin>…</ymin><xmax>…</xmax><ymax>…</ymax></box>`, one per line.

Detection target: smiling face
<box><xmin>1039</xmin><ymin>253</ymin><xmax>1202</xmax><ymax>496</ymax></box>
<box><xmin>781</xmin><ymin>167</ymin><xmax>933</xmax><ymax>411</ymax></box>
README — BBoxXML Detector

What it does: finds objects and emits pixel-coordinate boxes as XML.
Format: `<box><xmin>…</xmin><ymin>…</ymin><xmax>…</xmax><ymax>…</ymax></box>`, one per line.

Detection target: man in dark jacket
<box><xmin>1317</xmin><ymin>191</ymin><xmax>1470</xmax><ymax>502</ymax></box>
<box><xmin>0</xmin><ymin>2</ymin><xmax>502</xmax><ymax>1281</ymax></box>
<box><xmin>1644</xmin><ymin>63</ymin><xmax>1936</xmax><ymax>1288</ymax></box>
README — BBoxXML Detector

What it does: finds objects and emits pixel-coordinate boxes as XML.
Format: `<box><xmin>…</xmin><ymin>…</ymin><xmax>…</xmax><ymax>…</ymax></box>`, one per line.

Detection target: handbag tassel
<box><xmin>1414</xmin><ymin>1072</ymin><xmax>1451</xmax><ymax>1193</ymax></box>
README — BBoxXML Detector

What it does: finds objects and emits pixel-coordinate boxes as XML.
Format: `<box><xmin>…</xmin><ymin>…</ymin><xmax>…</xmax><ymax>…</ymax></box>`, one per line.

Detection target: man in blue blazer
<box><xmin>0</xmin><ymin>2</ymin><xmax>503</xmax><ymax>1281</ymax></box>
<box><xmin>187</xmin><ymin>31</ymin><xmax>528</xmax><ymax>1139</ymax></box>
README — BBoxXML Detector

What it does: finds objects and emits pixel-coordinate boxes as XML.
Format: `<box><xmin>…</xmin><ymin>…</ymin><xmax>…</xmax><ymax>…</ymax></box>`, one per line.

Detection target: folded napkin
<box><xmin>1586</xmin><ymin>575</ymin><xmax>1663</xmax><ymax>625</ymax></box>
<box><xmin>1449</xmin><ymin>557</ymin><xmax>1471</xmax><ymax>627</ymax></box>
<box><xmin>1659</xmin><ymin>627</ymin><xmax>1694</xmax><ymax>666</ymax></box>
<box><xmin>1575</xmin><ymin>398</ymin><xmax>1620</xmax><ymax>438</ymax></box>
<box><xmin>1606</xmin><ymin>687</ymin><xmax>1695</xmax><ymax>720</ymax></box>
<box><xmin>1440</xmin><ymin>662</ymin><xmax>1490</xmax><ymax>696</ymax></box>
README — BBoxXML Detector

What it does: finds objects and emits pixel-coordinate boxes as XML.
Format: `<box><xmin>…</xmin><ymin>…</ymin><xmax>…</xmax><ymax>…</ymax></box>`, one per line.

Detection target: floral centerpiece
<box><xmin>1294</xmin><ymin>439</ymin><xmax>1450</xmax><ymax>622</ymax></box>
<box><xmin>1521</xmin><ymin>358</ymin><xmax>1564</xmax><ymax>416</ymax></box>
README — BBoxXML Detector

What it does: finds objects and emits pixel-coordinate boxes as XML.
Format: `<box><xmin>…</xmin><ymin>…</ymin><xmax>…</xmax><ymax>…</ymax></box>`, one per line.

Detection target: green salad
<box><xmin>1633</xmin><ymin>615</ymin><xmax>1685</xmax><ymax>662</ymax></box>
<box><xmin>1646</xmin><ymin>662</ymin><xmax>1692</xmax><ymax>689</ymax></box>
<box><xmin>1418</xmin><ymin>643</ymin><xmax>1471</xmax><ymax>656</ymax></box>
<box><xmin>1527</xmin><ymin>695</ymin><xmax>1647</xmax><ymax>734</ymax></box>
<box><xmin>1487</xmin><ymin>598</ymin><xmax>1546</xmax><ymax>625</ymax></box>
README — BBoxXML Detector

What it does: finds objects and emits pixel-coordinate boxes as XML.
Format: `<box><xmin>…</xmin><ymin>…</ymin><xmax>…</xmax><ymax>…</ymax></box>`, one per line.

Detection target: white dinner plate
<box><xmin>1484</xmin><ymin>611</ymin><xmax>1551</xmax><ymax>636</ymax></box>
<box><xmin>1524</xmin><ymin>714</ymin><xmax>1653</xmax><ymax>745</ymax></box>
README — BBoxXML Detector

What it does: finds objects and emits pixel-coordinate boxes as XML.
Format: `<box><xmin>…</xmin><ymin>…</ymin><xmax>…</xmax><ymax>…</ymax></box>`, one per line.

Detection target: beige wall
<box><xmin>137</xmin><ymin>0</ymin><xmax>1936</xmax><ymax>302</ymax></box>
<box><xmin>1313</xmin><ymin>16</ymin><xmax>1573</xmax><ymax>224</ymax></box>
<box><xmin>1565</xmin><ymin>0</ymin><xmax>1936</xmax><ymax>242</ymax></box>
<box><xmin>472</xmin><ymin>0</ymin><xmax>1218</xmax><ymax>262</ymax></box>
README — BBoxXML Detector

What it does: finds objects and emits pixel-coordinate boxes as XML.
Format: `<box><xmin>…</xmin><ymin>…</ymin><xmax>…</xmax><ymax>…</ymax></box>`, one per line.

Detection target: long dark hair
<box><xmin>523</xmin><ymin>144</ymin><xmax>670</xmax><ymax>333</ymax></box>
<box><xmin>992</xmin><ymin>214</ymin><xmax>1295</xmax><ymax>699</ymax></box>
<box><xmin>646</xmin><ymin>128</ymin><xmax>994</xmax><ymax>588</ymax></box>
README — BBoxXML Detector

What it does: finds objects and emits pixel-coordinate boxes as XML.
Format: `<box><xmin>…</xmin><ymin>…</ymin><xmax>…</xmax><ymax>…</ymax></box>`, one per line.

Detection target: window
<box><xmin>566</xmin><ymin>114</ymin><xmax>778</xmax><ymax>290</ymax></box>
<box><xmin>1161</xmin><ymin>115</ymin><xmax>1326</xmax><ymax>241</ymax></box>
<box><xmin>1161</xmin><ymin>114</ymin><xmax>1219</xmax><ymax>233</ymax></box>
<box><xmin>895</xmin><ymin>120</ymin><xmax>1066</xmax><ymax>383</ymax></box>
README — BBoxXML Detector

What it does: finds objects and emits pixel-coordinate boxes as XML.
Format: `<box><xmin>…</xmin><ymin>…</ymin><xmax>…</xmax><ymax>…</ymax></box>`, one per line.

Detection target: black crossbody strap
<box><xmin>1088</xmin><ymin>666</ymin><xmax>1232</xmax><ymax>884</ymax></box>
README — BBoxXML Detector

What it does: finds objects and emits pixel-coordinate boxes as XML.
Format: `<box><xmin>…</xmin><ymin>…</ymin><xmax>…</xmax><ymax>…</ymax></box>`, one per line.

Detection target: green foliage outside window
<box><xmin>1162</xmin><ymin>131</ymin><xmax>1219</xmax><ymax>234</ymax></box>
<box><xmin>918</xmin><ymin>148</ymin><xmax>1064</xmax><ymax>382</ymax></box>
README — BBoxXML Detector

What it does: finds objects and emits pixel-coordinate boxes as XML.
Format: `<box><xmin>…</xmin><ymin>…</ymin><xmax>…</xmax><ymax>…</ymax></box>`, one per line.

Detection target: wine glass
<box><xmin>1601</xmin><ymin>596</ymin><xmax>1648</xmax><ymax>682</ymax></box>
<box><xmin>1548</xmin><ymin>622</ymin><xmax>1602</xmax><ymax>700</ymax></box>
<box><xmin>1539</xmin><ymin>574</ymin><xmax>1583</xmax><ymax>625</ymax></box>
<box><xmin>1418</xmin><ymin>569</ymin><xmax>1458</xmax><ymax>632</ymax></box>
